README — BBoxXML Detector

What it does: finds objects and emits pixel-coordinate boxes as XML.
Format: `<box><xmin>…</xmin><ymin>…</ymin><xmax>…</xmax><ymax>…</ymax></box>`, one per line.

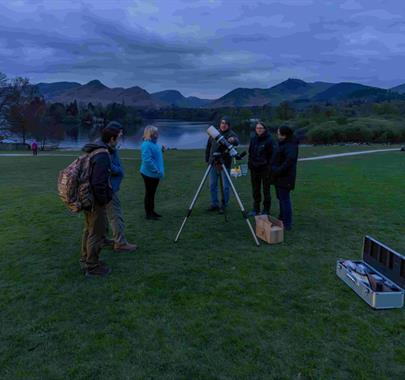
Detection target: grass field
<box><xmin>0</xmin><ymin>147</ymin><xmax>404</xmax><ymax>379</ymax></box>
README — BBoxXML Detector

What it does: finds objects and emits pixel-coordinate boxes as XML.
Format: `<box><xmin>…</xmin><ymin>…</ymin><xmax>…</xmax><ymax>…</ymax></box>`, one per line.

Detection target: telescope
<box><xmin>207</xmin><ymin>126</ymin><xmax>246</xmax><ymax>160</ymax></box>
<box><xmin>174</xmin><ymin>125</ymin><xmax>259</xmax><ymax>247</ymax></box>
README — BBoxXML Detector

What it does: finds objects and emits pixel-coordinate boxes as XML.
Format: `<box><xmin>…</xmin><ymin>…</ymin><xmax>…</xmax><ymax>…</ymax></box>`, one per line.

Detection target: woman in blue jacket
<box><xmin>140</xmin><ymin>125</ymin><xmax>165</xmax><ymax>220</ymax></box>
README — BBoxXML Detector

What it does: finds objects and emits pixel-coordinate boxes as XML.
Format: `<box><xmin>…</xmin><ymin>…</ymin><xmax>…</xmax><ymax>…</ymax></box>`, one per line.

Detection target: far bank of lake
<box><xmin>59</xmin><ymin>120</ymin><xmax>211</xmax><ymax>150</ymax></box>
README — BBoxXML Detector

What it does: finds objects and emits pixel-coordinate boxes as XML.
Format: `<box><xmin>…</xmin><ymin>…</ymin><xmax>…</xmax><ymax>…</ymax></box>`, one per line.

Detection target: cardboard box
<box><xmin>255</xmin><ymin>215</ymin><xmax>284</xmax><ymax>244</ymax></box>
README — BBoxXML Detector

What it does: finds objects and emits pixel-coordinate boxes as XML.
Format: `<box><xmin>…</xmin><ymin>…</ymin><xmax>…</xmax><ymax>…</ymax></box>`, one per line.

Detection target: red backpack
<box><xmin>57</xmin><ymin>148</ymin><xmax>108</xmax><ymax>213</ymax></box>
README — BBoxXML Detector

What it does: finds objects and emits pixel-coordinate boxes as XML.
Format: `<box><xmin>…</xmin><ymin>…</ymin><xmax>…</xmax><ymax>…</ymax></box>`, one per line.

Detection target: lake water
<box><xmin>59</xmin><ymin>120</ymin><xmax>211</xmax><ymax>150</ymax></box>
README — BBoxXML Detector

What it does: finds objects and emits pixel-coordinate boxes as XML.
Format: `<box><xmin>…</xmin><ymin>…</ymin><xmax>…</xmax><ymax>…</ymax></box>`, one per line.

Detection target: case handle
<box><xmin>346</xmin><ymin>272</ymin><xmax>357</xmax><ymax>284</ymax></box>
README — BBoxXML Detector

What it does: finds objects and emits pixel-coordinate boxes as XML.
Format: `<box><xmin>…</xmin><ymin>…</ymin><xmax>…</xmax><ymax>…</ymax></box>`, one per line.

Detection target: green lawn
<box><xmin>0</xmin><ymin>148</ymin><xmax>404</xmax><ymax>379</ymax></box>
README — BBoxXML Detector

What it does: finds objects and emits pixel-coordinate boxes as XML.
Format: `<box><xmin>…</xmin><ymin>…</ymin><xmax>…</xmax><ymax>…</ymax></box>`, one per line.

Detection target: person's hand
<box><xmin>228</xmin><ymin>137</ymin><xmax>236</xmax><ymax>144</ymax></box>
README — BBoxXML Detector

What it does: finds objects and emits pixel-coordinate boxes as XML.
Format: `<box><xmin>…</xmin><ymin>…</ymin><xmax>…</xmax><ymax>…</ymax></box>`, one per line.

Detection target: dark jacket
<box><xmin>248</xmin><ymin>131</ymin><xmax>274</xmax><ymax>171</ymax></box>
<box><xmin>205</xmin><ymin>128</ymin><xmax>239</xmax><ymax>168</ymax></box>
<box><xmin>110</xmin><ymin>147</ymin><xmax>124</xmax><ymax>193</ymax></box>
<box><xmin>271</xmin><ymin>136</ymin><xmax>299</xmax><ymax>190</ymax></box>
<box><xmin>82</xmin><ymin>142</ymin><xmax>113</xmax><ymax>206</ymax></box>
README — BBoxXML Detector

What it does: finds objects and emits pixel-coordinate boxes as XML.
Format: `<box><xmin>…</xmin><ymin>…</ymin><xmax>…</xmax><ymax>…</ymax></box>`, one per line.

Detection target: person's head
<box><xmin>143</xmin><ymin>125</ymin><xmax>159</xmax><ymax>141</ymax></box>
<box><xmin>255</xmin><ymin>121</ymin><xmax>267</xmax><ymax>136</ymax></box>
<box><xmin>277</xmin><ymin>125</ymin><xmax>293</xmax><ymax>141</ymax></box>
<box><xmin>105</xmin><ymin>121</ymin><xmax>124</xmax><ymax>138</ymax></box>
<box><xmin>101</xmin><ymin>124</ymin><xmax>121</xmax><ymax>147</ymax></box>
<box><xmin>219</xmin><ymin>116</ymin><xmax>231</xmax><ymax>132</ymax></box>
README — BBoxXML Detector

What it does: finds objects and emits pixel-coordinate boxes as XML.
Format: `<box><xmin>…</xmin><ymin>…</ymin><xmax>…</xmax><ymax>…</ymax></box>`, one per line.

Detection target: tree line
<box><xmin>0</xmin><ymin>73</ymin><xmax>143</xmax><ymax>148</ymax></box>
<box><xmin>1</xmin><ymin>72</ymin><xmax>405</xmax><ymax>147</ymax></box>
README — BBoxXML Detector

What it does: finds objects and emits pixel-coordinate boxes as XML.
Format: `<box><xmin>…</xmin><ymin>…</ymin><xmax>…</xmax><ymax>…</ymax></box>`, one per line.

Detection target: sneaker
<box><xmin>207</xmin><ymin>206</ymin><xmax>220</xmax><ymax>212</ymax></box>
<box><xmin>113</xmin><ymin>243</ymin><xmax>138</xmax><ymax>252</ymax></box>
<box><xmin>85</xmin><ymin>264</ymin><xmax>111</xmax><ymax>278</ymax></box>
<box><xmin>152</xmin><ymin>212</ymin><xmax>162</xmax><ymax>218</ymax></box>
<box><xmin>218</xmin><ymin>207</ymin><xmax>225</xmax><ymax>215</ymax></box>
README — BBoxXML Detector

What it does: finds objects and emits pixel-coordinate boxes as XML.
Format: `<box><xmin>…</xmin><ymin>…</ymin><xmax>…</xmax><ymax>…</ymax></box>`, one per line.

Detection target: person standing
<box><xmin>105</xmin><ymin>121</ymin><xmax>138</xmax><ymax>252</ymax></box>
<box><xmin>248</xmin><ymin>121</ymin><xmax>274</xmax><ymax>216</ymax></box>
<box><xmin>271</xmin><ymin>125</ymin><xmax>299</xmax><ymax>231</ymax></box>
<box><xmin>205</xmin><ymin>116</ymin><xmax>239</xmax><ymax>214</ymax></box>
<box><xmin>31</xmin><ymin>140</ymin><xmax>38</xmax><ymax>156</ymax></box>
<box><xmin>80</xmin><ymin>125</ymin><xmax>119</xmax><ymax>277</ymax></box>
<box><xmin>140</xmin><ymin>125</ymin><xmax>164</xmax><ymax>220</ymax></box>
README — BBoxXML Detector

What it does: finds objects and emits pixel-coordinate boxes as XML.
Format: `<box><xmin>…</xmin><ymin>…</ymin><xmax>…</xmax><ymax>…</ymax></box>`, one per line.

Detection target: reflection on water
<box><xmin>59</xmin><ymin>120</ymin><xmax>211</xmax><ymax>150</ymax></box>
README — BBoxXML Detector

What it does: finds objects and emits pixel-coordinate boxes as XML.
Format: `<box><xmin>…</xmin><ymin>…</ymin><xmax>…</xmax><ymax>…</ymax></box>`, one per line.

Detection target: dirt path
<box><xmin>298</xmin><ymin>148</ymin><xmax>399</xmax><ymax>161</ymax></box>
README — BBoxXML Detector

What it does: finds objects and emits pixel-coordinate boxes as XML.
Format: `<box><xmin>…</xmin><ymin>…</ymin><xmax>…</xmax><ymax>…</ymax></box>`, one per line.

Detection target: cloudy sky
<box><xmin>1</xmin><ymin>0</ymin><xmax>405</xmax><ymax>98</ymax></box>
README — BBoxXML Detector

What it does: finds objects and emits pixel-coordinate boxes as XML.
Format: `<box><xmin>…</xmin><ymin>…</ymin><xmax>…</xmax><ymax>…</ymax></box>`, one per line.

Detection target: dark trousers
<box><xmin>80</xmin><ymin>203</ymin><xmax>108</xmax><ymax>269</ymax></box>
<box><xmin>250</xmin><ymin>167</ymin><xmax>271</xmax><ymax>213</ymax></box>
<box><xmin>142</xmin><ymin>174</ymin><xmax>160</xmax><ymax>215</ymax></box>
<box><xmin>276</xmin><ymin>186</ymin><xmax>292</xmax><ymax>229</ymax></box>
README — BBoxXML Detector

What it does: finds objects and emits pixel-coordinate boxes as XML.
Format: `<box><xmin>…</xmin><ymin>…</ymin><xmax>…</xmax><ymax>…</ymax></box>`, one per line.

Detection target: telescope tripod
<box><xmin>174</xmin><ymin>157</ymin><xmax>260</xmax><ymax>247</ymax></box>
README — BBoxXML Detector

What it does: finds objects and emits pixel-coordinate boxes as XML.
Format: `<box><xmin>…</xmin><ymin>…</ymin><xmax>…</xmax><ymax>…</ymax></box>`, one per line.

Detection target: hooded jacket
<box><xmin>271</xmin><ymin>136</ymin><xmax>299</xmax><ymax>190</ymax></box>
<box><xmin>248</xmin><ymin>131</ymin><xmax>274</xmax><ymax>171</ymax></box>
<box><xmin>205</xmin><ymin>128</ymin><xmax>239</xmax><ymax>168</ymax></box>
<box><xmin>82</xmin><ymin>142</ymin><xmax>113</xmax><ymax>206</ymax></box>
<box><xmin>110</xmin><ymin>146</ymin><xmax>124</xmax><ymax>193</ymax></box>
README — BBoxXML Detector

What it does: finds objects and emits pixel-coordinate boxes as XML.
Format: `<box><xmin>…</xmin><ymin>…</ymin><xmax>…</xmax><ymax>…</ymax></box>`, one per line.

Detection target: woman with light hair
<box><xmin>140</xmin><ymin>125</ymin><xmax>165</xmax><ymax>220</ymax></box>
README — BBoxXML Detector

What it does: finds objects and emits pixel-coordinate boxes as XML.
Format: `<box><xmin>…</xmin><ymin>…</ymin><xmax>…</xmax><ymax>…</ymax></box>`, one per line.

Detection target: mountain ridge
<box><xmin>35</xmin><ymin>78</ymin><xmax>405</xmax><ymax>108</ymax></box>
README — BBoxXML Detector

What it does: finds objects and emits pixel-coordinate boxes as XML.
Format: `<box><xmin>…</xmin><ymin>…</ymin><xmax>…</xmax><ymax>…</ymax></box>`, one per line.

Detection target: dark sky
<box><xmin>1</xmin><ymin>0</ymin><xmax>405</xmax><ymax>98</ymax></box>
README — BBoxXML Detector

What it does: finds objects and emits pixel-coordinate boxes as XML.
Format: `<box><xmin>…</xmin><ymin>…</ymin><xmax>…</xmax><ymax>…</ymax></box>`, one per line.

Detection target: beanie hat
<box><xmin>220</xmin><ymin>116</ymin><xmax>231</xmax><ymax>127</ymax></box>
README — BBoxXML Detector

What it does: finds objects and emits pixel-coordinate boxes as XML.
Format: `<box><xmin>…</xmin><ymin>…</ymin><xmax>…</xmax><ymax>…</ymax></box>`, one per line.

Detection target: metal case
<box><xmin>336</xmin><ymin>236</ymin><xmax>405</xmax><ymax>309</ymax></box>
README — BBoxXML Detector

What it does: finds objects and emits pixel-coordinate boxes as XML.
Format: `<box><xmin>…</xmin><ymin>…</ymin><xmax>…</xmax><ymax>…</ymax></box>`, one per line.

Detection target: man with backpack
<box><xmin>79</xmin><ymin>125</ymin><xmax>120</xmax><ymax>277</ymax></box>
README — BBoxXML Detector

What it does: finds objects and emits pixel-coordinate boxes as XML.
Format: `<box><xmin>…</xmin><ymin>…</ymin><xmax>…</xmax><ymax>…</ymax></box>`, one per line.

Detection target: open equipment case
<box><xmin>336</xmin><ymin>236</ymin><xmax>405</xmax><ymax>309</ymax></box>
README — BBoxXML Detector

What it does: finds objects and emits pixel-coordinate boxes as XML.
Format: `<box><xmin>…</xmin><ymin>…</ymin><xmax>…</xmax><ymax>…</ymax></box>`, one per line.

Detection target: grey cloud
<box><xmin>1</xmin><ymin>0</ymin><xmax>405</xmax><ymax>97</ymax></box>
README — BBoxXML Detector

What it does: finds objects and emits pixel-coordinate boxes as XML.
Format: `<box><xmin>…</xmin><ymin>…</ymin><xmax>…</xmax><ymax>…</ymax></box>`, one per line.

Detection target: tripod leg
<box><xmin>218</xmin><ymin>167</ymin><xmax>227</xmax><ymax>221</ymax></box>
<box><xmin>174</xmin><ymin>164</ymin><xmax>213</xmax><ymax>243</ymax></box>
<box><xmin>221</xmin><ymin>164</ymin><xmax>260</xmax><ymax>247</ymax></box>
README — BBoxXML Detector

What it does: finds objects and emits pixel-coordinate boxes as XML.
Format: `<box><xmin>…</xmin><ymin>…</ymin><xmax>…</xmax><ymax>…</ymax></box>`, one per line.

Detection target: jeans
<box><xmin>142</xmin><ymin>174</ymin><xmax>160</xmax><ymax>216</ymax></box>
<box><xmin>106</xmin><ymin>192</ymin><xmax>128</xmax><ymax>245</ymax></box>
<box><xmin>209</xmin><ymin>166</ymin><xmax>230</xmax><ymax>207</ymax></box>
<box><xmin>276</xmin><ymin>186</ymin><xmax>292</xmax><ymax>229</ymax></box>
<box><xmin>250</xmin><ymin>168</ymin><xmax>271</xmax><ymax>213</ymax></box>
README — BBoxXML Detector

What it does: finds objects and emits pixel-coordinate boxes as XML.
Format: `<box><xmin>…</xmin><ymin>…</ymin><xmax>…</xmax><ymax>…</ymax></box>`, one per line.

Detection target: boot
<box><xmin>85</xmin><ymin>264</ymin><xmax>111</xmax><ymax>278</ymax></box>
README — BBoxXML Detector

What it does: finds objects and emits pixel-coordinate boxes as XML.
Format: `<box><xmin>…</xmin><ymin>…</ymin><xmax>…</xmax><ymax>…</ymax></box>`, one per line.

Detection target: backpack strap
<box><xmin>87</xmin><ymin>147</ymin><xmax>109</xmax><ymax>159</ymax></box>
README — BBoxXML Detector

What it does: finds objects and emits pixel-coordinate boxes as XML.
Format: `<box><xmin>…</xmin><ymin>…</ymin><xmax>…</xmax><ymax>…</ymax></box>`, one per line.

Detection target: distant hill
<box><xmin>45</xmin><ymin>80</ymin><xmax>161</xmax><ymax>108</ymax></box>
<box><xmin>312</xmin><ymin>82</ymin><xmax>378</xmax><ymax>102</ymax></box>
<box><xmin>34</xmin><ymin>78</ymin><xmax>405</xmax><ymax>109</ymax></box>
<box><xmin>206</xmin><ymin>88</ymin><xmax>271</xmax><ymax>108</ymax></box>
<box><xmin>209</xmin><ymin>79</ymin><xmax>403</xmax><ymax>107</ymax></box>
<box><xmin>151</xmin><ymin>90</ymin><xmax>211</xmax><ymax>108</ymax></box>
<box><xmin>390</xmin><ymin>84</ymin><xmax>405</xmax><ymax>94</ymax></box>
<box><xmin>209</xmin><ymin>79</ymin><xmax>334</xmax><ymax>107</ymax></box>
<box><xmin>36</xmin><ymin>81</ymin><xmax>81</xmax><ymax>100</ymax></box>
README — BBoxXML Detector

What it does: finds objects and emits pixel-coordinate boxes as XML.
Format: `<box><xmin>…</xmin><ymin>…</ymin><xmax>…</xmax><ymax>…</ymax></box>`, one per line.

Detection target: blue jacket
<box><xmin>110</xmin><ymin>147</ymin><xmax>124</xmax><ymax>193</ymax></box>
<box><xmin>140</xmin><ymin>140</ymin><xmax>164</xmax><ymax>179</ymax></box>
